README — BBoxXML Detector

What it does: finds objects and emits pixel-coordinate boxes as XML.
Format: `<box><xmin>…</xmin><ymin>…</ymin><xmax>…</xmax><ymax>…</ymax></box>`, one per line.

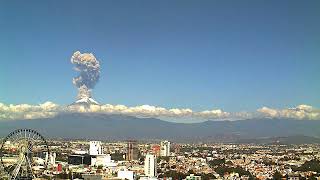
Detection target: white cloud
<box><xmin>196</xmin><ymin>109</ymin><xmax>230</xmax><ymax>119</ymax></box>
<box><xmin>257</xmin><ymin>104</ymin><xmax>320</xmax><ymax>120</ymax></box>
<box><xmin>67</xmin><ymin>104</ymin><xmax>194</xmax><ymax>118</ymax></box>
<box><xmin>0</xmin><ymin>102</ymin><xmax>319</xmax><ymax>121</ymax></box>
<box><xmin>257</xmin><ymin>107</ymin><xmax>279</xmax><ymax>117</ymax></box>
<box><xmin>0</xmin><ymin>102</ymin><xmax>59</xmax><ymax>120</ymax></box>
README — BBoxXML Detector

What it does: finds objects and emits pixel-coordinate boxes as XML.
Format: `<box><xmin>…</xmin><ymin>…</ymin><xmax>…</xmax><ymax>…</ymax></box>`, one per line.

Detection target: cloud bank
<box><xmin>257</xmin><ymin>105</ymin><xmax>320</xmax><ymax>120</ymax></box>
<box><xmin>0</xmin><ymin>102</ymin><xmax>319</xmax><ymax>122</ymax></box>
<box><xmin>0</xmin><ymin>102</ymin><xmax>60</xmax><ymax>120</ymax></box>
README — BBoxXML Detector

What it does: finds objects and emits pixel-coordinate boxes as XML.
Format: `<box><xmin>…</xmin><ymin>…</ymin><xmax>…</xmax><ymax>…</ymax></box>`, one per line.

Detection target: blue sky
<box><xmin>0</xmin><ymin>0</ymin><xmax>319</xmax><ymax>112</ymax></box>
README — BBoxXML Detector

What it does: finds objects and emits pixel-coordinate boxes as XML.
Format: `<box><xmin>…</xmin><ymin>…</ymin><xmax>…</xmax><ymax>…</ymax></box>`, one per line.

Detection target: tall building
<box><xmin>45</xmin><ymin>152</ymin><xmax>56</xmax><ymax>165</ymax></box>
<box><xmin>49</xmin><ymin>152</ymin><xmax>56</xmax><ymax>165</ymax></box>
<box><xmin>144</xmin><ymin>154</ymin><xmax>157</xmax><ymax>177</ymax></box>
<box><xmin>126</xmin><ymin>140</ymin><xmax>138</xmax><ymax>161</ymax></box>
<box><xmin>89</xmin><ymin>141</ymin><xmax>103</xmax><ymax>155</ymax></box>
<box><xmin>160</xmin><ymin>140</ymin><xmax>170</xmax><ymax>157</ymax></box>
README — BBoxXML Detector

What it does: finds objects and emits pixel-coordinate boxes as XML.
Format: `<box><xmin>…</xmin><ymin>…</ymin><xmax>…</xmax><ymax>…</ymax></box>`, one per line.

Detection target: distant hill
<box><xmin>0</xmin><ymin>113</ymin><xmax>320</xmax><ymax>143</ymax></box>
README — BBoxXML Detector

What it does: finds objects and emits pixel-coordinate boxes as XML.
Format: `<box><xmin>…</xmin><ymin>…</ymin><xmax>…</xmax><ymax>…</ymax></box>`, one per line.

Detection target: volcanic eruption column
<box><xmin>71</xmin><ymin>51</ymin><xmax>101</xmax><ymax>103</ymax></box>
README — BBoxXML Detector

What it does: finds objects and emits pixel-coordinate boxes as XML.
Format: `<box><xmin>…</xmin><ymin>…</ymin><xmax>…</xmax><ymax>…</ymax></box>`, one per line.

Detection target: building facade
<box><xmin>90</xmin><ymin>141</ymin><xmax>103</xmax><ymax>156</ymax></box>
<box><xmin>144</xmin><ymin>154</ymin><xmax>157</xmax><ymax>177</ymax></box>
<box><xmin>160</xmin><ymin>141</ymin><xmax>170</xmax><ymax>157</ymax></box>
<box><xmin>126</xmin><ymin>140</ymin><xmax>139</xmax><ymax>161</ymax></box>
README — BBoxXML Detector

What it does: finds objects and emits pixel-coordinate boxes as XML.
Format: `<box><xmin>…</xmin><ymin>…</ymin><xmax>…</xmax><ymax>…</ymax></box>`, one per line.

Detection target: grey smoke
<box><xmin>71</xmin><ymin>51</ymin><xmax>100</xmax><ymax>100</ymax></box>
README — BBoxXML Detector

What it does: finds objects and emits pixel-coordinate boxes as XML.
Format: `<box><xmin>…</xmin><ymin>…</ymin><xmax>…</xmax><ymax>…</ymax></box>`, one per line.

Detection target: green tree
<box><xmin>199</xmin><ymin>173</ymin><xmax>217</xmax><ymax>180</ymax></box>
<box><xmin>161</xmin><ymin>170</ymin><xmax>187</xmax><ymax>179</ymax></box>
<box><xmin>215</xmin><ymin>166</ymin><xmax>253</xmax><ymax>179</ymax></box>
<box><xmin>298</xmin><ymin>160</ymin><xmax>320</xmax><ymax>172</ymax></box>
<box><xmin>273</xmin><ymin>171</ymin><xmax>282</xmax><ymax>180</ymax></box>
<box><xmin>208</xmin><ymin>159</ymin><xmax>225</xmax><ymax>167</ymax></box>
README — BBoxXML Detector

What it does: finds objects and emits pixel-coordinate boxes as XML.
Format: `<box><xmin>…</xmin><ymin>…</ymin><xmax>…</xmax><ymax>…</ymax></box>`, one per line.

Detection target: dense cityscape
<box><xmin>1</xmin><ymin>138</ymin><xmax>320</xmax><ymax>180</ymax></box>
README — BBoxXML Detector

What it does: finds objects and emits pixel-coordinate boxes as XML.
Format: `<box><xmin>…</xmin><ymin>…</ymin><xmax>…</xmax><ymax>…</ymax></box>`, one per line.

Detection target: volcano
<box><xmin>69</xmin><ymin>97</ymin><xmax>99</xmax><ymax>108</ymax></box>
<box><xmin>69</xmin><ymin>93</ymin><xmax>99</xmax><ymax>108</ymax></box>
<box><xmin>73</xmin><ymin>96</ymin><xmax>99</xmax><ymax>105</ymax></box>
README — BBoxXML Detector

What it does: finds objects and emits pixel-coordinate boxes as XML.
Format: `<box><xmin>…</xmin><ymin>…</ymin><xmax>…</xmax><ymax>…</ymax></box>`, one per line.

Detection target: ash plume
<box><xmin>71</xmin><ymin>51</ymin><xmax>100</xmax><ymax>103</ymax></box>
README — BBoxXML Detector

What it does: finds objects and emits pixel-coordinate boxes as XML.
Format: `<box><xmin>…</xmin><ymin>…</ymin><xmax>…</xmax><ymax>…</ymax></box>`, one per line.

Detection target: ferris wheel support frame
<box><xmin>0</xmin><ymin>129</ymin><xmax>50</xmax><ymax>180</ymax></box>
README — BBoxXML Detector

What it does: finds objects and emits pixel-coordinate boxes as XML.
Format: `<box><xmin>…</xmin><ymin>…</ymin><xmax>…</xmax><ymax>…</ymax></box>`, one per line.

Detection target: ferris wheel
<box><xmin>0</xmin><ymin>129</ymin><xmax>49</xmax><ymax>180</ymax></box>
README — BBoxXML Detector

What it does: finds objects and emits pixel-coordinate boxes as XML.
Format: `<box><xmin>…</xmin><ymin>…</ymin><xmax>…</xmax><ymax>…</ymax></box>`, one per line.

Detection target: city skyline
<box><xmin>1</xmin><ymin>0</ymin><xmax>320</xmax><ymax>122</ymax></box>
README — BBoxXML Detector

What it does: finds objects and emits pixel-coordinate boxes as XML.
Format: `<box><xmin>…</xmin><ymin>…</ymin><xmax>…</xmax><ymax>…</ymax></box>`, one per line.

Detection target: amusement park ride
<box><xmin>0</xmin><ymin>129</ymin><xmax>50</xmax><ymax>180</ymax></box>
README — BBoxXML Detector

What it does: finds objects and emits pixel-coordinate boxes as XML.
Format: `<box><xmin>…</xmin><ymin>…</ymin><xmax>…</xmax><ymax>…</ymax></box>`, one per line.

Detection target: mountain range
<box><xmin>0</xmin><ymin>113</ymin><xmax>320</xmax><ymax>144</ymax></box>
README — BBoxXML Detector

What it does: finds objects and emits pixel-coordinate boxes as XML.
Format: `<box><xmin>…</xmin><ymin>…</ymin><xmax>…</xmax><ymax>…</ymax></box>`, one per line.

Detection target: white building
<box><xmin>49</xmin><ymin>152</ymin><xmax>56</xmax><ymax>165</ymax></box>
<box><xmin>144</xmin><ymin>154</ymin><xmax>157</xmax><ymax>177</ymax></box>
<box><xmin>160</xmin><ymin>140</ymin><xmax>170</xmax><ymax>157</ymax></box>
<box><xmin>118</xmin><ymin>170</ymin><xmax>134</xmax><ymax>180</ymax></box>
<box><xmin>44</xmin><ymin>152</ymin><xmax>56</xmax><ymax>166</ymax></box>
<box><xmin>91</xmin><ymin>154</ymin><xmax>116</xmax><ymax>167</ymax></box>
<box><xmin>89</xmin><ymin>141</ymin><xmax>103</xmax><ymax>155</ymax></box>
<box><xmin>73</xmin><ymin>150</ymin><xmax>88</xmax><ymax>155</ymax></box>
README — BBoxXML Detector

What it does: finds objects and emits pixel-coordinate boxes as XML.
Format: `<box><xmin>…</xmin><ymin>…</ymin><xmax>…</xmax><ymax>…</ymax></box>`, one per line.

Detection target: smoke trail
<box><xmin>71</xmin><ymin>51</ymin><xmax>100</xmax><ymax>100</ymax></box>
